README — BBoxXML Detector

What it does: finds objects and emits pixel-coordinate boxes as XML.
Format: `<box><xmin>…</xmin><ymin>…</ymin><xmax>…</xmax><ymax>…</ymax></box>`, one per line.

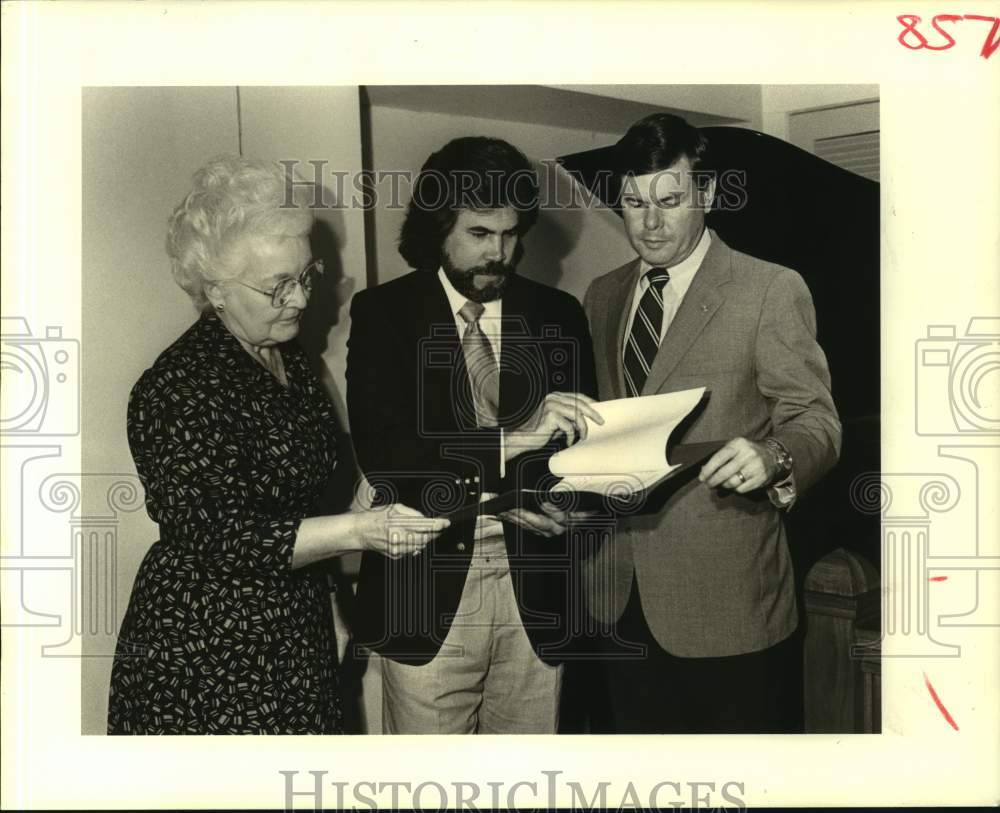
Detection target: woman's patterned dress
<box><xmin>108</xmin><ymin>313</ymin><xmax>343</xmax><ymax>734</ymax></box>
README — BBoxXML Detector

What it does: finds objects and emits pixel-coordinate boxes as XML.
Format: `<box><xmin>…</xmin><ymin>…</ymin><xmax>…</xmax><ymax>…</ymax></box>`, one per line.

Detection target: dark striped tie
<box><xmin>458</xmin><ymin>300</ymin><xmax>500</xmax><ymax>427</ymax></box>
<box><xmin>623</xmin><ymin>267</ymin><xmax>670</xmax><ymax>397</ymax></box>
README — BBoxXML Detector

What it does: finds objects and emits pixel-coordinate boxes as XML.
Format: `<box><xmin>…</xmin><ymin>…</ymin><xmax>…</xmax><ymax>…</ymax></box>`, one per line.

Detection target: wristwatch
<box><xmin>763</xmin><ymin>437</ymin><xmax>794</xmax><ymax>481</ymax></box>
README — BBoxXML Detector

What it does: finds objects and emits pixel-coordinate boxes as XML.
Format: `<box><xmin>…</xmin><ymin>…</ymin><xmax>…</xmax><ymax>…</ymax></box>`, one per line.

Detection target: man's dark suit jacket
<box><xmin>346</xmin><ymin>270</ymin><xmax>597</xmax><ymax>665</ymax></box>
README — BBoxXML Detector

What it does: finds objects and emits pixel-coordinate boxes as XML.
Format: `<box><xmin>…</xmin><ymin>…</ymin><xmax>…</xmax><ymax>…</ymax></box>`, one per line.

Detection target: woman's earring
<box><xmin>215</xmin><ymin>303</ymin><xmax>225</xmax><ymax>312</ymax></box>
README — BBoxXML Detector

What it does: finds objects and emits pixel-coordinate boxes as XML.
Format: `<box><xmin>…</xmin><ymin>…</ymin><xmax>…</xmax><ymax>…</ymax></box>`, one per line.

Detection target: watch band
<box><xmin>764</xmin><ymin>437</ymin><xmax>794</xmax><ymax>481</ymax></box>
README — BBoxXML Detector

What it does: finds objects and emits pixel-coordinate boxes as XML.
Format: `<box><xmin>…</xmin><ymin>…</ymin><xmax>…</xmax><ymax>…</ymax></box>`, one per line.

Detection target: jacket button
<box><xmin>457</xmin><ymin>542</ymin><xmax>466</xmax><ymax>551</ymax></box>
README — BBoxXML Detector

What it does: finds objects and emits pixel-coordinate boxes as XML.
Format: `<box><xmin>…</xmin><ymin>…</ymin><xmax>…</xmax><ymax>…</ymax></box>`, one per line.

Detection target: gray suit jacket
<box><xmin>581</xmin><ymin>231</ymin><xmax>841</xmax><ymax>657</ymax></box>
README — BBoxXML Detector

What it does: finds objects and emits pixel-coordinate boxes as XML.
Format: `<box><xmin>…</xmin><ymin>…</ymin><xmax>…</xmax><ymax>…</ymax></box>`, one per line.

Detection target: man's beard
<box><xmin>441</xmin><ymin>255</ymin><xmax>517</xmax><ymax>303</ymax></box>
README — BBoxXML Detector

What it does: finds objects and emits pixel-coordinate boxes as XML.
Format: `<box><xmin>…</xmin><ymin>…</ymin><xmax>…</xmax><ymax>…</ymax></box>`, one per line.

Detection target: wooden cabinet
<box><xmin>803</xmin><ymin>548</ymin><xmax>881</xmax><ymax>733</ymax></box>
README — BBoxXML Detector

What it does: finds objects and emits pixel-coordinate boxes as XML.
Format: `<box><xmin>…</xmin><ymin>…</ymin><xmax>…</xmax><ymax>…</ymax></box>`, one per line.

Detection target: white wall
<box><xmin>549</xmin><ymin>84</ymin><xmax>762</xmax><ymax>129</ymax></box>
<box><xmin>760</xmin><ymin>84</ymin><xmax>879</xmax><ymax>141</ymax></box>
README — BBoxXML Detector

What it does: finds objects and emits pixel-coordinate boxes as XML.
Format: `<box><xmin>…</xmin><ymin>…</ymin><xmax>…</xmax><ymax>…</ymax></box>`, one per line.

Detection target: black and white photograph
<box><xmin>78</xmin><ymin>83</ymin><xmax>881</xmax><ymax>739</ymax></box>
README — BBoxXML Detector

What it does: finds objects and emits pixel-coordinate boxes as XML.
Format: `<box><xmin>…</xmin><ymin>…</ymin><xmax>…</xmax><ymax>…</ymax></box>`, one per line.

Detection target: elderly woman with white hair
<box><xmin>107</xmin><ymin>155</ymin><xmax>448</xmax><ymax>735</ymax></box>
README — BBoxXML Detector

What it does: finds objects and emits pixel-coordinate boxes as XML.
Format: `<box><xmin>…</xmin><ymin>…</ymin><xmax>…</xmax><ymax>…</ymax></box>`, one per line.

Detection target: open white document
<box><xmin>447</xmin><ymin>387</ymin><xmax>719</xmax><ymax>523</ymax></box>
<box><xmin>547</xmin><ymin>386</ymin><xmax>707</xmax><ymax>498</ymax></box>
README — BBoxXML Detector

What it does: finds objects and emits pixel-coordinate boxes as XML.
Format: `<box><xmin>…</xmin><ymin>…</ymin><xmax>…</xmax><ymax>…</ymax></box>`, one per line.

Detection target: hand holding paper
<box><xmin>448</xmin><ymin>387</ymin><xmax>719</xmax><ymax>524</ymax></box>
<box><xmin>505</xmin><ymin>391</ymin><xmax>604</xmax><ymax>460</ymax></box>
<box><xmin>548</xmin><ymin>386</ymin><xmax>710</xmax><ymax>498</ymax></box>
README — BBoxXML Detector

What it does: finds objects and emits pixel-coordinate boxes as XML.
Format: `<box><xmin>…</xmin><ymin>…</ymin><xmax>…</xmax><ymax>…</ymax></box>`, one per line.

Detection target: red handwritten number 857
<box><xmin>897</xmin><ymin>14</ymin><xmax>1000</xmax><ymax>58</ymax></box>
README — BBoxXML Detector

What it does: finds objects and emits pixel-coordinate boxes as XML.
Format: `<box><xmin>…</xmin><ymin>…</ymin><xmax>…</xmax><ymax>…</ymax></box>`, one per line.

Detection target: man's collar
<box><xmin>436</xmin><ymin>268</ymin><xmax>502</xmax><ymax>318</ymax></box>
<box><xmin>638</xmin><ymin>227</ymin><xmax>713</xmax><ymax>282</ymax></box>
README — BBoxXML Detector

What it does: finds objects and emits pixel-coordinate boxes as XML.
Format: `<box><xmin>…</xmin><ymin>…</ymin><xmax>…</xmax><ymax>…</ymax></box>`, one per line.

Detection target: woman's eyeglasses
<box><xmin>233</xmin><ymin>259</ymin><xmax>325</xmax><ymax>308</ymax></box>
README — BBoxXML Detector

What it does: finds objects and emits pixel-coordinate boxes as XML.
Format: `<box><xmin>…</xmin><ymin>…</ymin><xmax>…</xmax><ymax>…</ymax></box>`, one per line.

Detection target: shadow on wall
<box><xmin>519</xmin><ymin>207</ymin><xmax>578</xmax><ymax>292</ymax></box>
<box><xmin>301</xmin><ymin>192</ymin><xmax>360</xmax><ymax>510</ymax></box>
<box><xmin>295</xmin><ymin>196</ymin><xmax>370</xmax><ymax>733</ymax></box>
<box><xmin>515</xmin><ymin>161</ymin><xmax>596</xmax><ymax>294</ymax></box>
<box><xmin>299</xmin><ymin>201</ymin><xmax>352</xmax><ymax>361</ymax></box>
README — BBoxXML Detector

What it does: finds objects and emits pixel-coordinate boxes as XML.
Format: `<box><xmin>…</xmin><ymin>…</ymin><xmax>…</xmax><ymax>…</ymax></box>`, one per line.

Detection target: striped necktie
<box><xmin>458</xmin><ymin>300</ymin><xmax>500</xmax><ymax>427</ymax></box>
<box><xmin>623</xmin><ymin>267</ymin><xmax>670</xmax><ymax>397</ymax></box>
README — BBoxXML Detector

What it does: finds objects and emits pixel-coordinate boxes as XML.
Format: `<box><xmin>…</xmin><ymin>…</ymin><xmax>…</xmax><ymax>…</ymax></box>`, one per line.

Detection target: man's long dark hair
<box><xmin>398</xmin><ymin>137</ymin><xmax>539</xmax><ymax>272</ymax></box>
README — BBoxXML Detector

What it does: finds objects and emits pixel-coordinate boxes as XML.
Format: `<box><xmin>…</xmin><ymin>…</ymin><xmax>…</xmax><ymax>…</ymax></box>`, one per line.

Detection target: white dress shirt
<box><xmin>437</xmin><ymin>269</ymin><xmax>502</xmax><ymax>361</ymax></box>
<box><xmin>622</xmin><ymin>227</ymin><xmax>712</xmax><ymax>362</ymax></box>
<box><xmin>437</xmin><ymin>269</ymin><xmax>507</xmax><ymax>542</ymax></box>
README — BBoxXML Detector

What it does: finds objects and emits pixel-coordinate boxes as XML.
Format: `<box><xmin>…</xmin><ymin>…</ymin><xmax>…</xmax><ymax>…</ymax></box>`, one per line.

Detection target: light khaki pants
<box><xmin>381</xmin><ymin>537</ymin><xmax>562</xmax><ymax>734</ymax></box>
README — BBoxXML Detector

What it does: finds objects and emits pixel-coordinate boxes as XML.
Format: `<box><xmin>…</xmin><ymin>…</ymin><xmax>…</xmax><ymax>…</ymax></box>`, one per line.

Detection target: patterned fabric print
<box><xmin>108</xmin><ymin>313</ymin><xmax>343</xmax><ymax>734</ymax></box>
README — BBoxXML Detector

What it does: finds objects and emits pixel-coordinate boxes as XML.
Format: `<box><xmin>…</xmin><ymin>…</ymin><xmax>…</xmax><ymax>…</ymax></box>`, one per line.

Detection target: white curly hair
<box><xmin>166</xmin><ymin>155</ymin><xmax>315</xmax><ymax>311</ymax></box>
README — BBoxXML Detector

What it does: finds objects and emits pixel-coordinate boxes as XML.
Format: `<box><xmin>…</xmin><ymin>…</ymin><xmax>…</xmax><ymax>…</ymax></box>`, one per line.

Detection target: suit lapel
<box><xmin>409</xmin><ymin>272</ymin><xmax>478</xmax><ymax>432</ymax></box>
<box><xmin>608</xmin><ymin>260</ymin><xmax>641</xmax><ymax>400</ymax></box>
<box><xmin>496</xmin><ymin>277</ymin><xmax>536</xmax><ymax>424</ymax></box>
<box><xmin>641</xmin><ymin>232</ymin><xmax>734</xmax><ymax>395</ymax></box>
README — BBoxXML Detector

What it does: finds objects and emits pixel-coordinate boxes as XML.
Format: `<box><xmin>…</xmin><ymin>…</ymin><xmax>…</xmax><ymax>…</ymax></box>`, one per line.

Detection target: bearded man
<box><xmin>346</xmin><ymin>136</ymin><xmax>599</xmax><ymax>734</ymax></box>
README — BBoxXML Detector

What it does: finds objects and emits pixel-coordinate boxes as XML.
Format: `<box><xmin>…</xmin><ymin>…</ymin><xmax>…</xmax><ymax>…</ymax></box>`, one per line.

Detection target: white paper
<box><xmin>548</xmin><ymin>387</ymin><xmax>706</xmax><ymax>494</ymax></box>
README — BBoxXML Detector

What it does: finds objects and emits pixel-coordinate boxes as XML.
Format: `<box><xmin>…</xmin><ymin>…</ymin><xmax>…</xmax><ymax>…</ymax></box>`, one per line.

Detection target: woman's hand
<box><xmin>354</xmin><ymin>504</ymin><xmax>450</xmax><ymax>559</ymax></box>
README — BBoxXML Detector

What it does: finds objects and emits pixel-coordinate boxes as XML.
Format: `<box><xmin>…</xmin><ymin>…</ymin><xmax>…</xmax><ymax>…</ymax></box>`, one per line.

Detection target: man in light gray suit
<box><xmin>581</xmin><ymin>113</ymin><xmax>841</xmax><ymax>733</ymax></box>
